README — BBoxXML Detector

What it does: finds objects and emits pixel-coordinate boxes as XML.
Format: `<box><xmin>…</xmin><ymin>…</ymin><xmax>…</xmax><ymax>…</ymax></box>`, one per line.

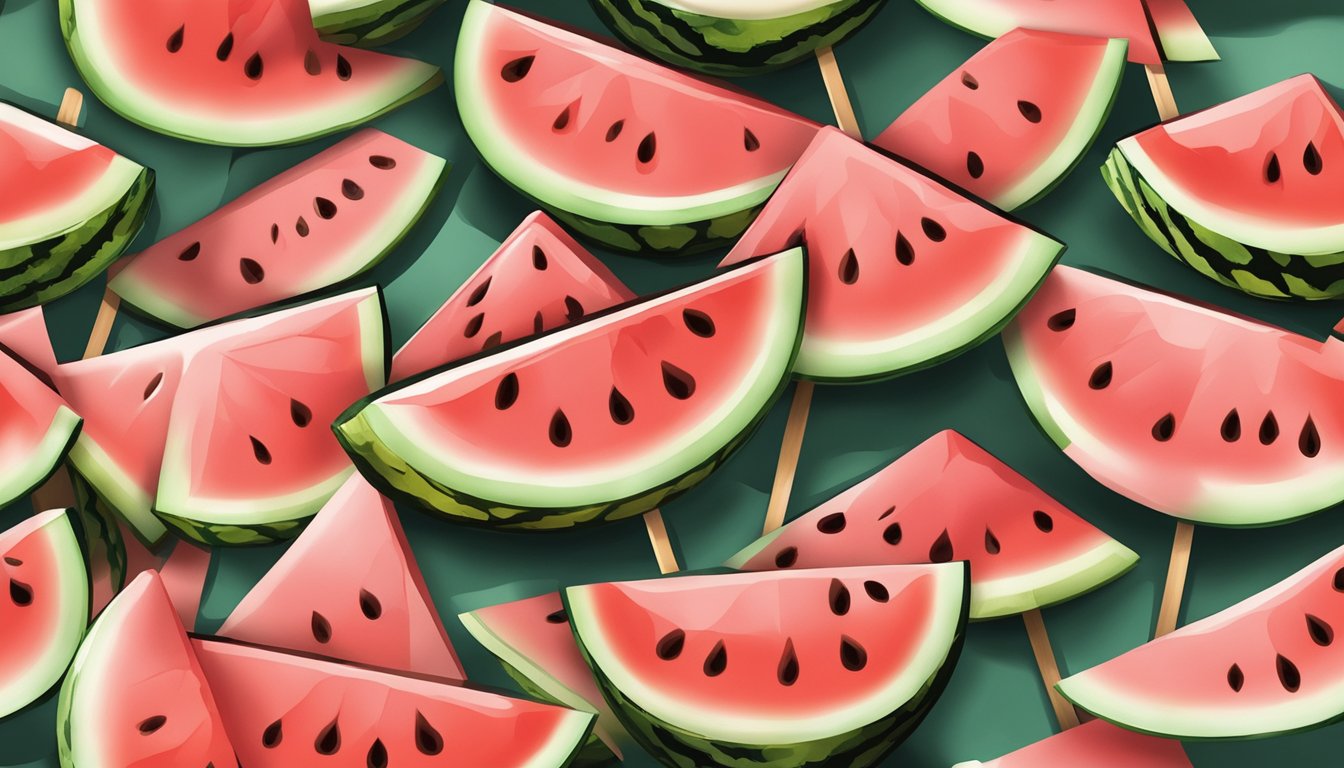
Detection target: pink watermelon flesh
<box><xmin>193</xmin><ymin>637</ymin><xmax>594</xmax><ymax>767</ymax></box>
<box><xmin>0</xmin><ymin>307</ymin><xmax>58</xmax><ymax>377</ymax></box>
<box><xmin>108</xmin><ymin>130</ymin><xmax>446</xmax><ymax>328</ymax></box>
<box><xmin>875</xmin><ymin>29</ymin><xmax>1126</xmax><ymax>211</ymax></box>
<box><xmin>220</xmin><ymin>473</ymin><xmax>464</xmax><ymax>680</ymax></box>
<box><xmin>0</xmin><ymin>106</ymin><xmax>116</xmax><ymax>223</ymax></box>
<box><xmin>722</xmin><ymin>126</ymin><xmax>1062</xmax><ymax>382</ymax></box>
<box><xmin>1058</xmin><ymin>543</ymin><xmax>1344</xmax><ymax>739</ymax></box>
<box><xmin>955</xmin><ymin>719</ymin><xmax>1190</xmax><ymax>767</ymax></box>
<box><xmin>1004</xmin><ymin>266</ymin><xmax>1344</xmax><ymax>526</ymax></box>
<box><xmin>391</xmin><ymin>211</ymin><xmax>634</xmax><ymax>383</ymax></box>
<box><xmin>0</xmin><ymin>349</ymin><xmax>79</xmax><ymax>509</ymax></box>
<box><xmin>728</xmin><ymin>429</ymin><xmax>1137</xmax><ymax>619</ymax></box>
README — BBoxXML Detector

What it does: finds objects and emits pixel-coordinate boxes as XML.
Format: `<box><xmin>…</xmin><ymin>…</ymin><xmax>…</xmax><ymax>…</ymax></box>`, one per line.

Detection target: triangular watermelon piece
<box><xmin>391</xmin><ymin>211</ymin><xmax>634</xmax><ymax>383</ymax></box>
<box><xmin>220</xmin><ymin>474</ymin><xmax>464</xmax><ymax>681</ymax></box>
<box><xmin>728</xmin><ymin>429</ymin><xmax>1138</xmax><ymax>619</ymax></box>
<box><xmin>0</xmin><ymin>349</ymin><xmax>81</xmax><ymax>509</ymax></box>
<box><xmin>0</xmin><ymin>307</ymin><xmax>58</xmax><ymax>377</ymax></box>
<box><xmin>59</xmin><ymin>0</ymin><xmax>442</xmax><ymax>146</ymax></box>
<box><xmin>953</xmin><ymin>719</ymin><xmax>1191</xmax><ymax>767</ymax></box>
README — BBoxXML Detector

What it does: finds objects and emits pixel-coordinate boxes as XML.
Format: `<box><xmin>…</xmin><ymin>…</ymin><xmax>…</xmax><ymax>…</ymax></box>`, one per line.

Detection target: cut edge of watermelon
<box><xmin>67</xmin><ymin>430</ymin><xmax>171</xmax><ymax>547</ymax></box>
<box><xmin>0</xmin><ymin>138</ymin><xmax>145</xmax><ymax>251</ymax></box>
<box><xmin>0</xmin><ymin>404</ymin><xmax>81</xmax><ymax>510</ymax></box>
<box><xmin>971</xmin><ymin>536</ymin><xmax>1137</xmax><ymax>618</ymax></box>
<box><xmin>1146</xmin><ymin>0</ymin><xmax>1220</xmax><ymax>62</ymax></box>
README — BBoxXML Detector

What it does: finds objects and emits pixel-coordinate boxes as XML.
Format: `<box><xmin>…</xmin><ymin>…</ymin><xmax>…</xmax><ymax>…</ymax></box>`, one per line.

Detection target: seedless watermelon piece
<box><xmin>1106</xmin><ymin>75</ymin><xmax>1344</xmax><ymax>299</ymax></box>
<box><xmin>339</xmin><ymin>249</ymin><xmax>804</xmax><ymax>529</ymax></box>
<box><xmin>1059</xmin><ymin>543</ymin><xmax>1344</xmax><ymax>739</ymax></box>
<box><xmin>221</xmin><ymin>474</ymin><xmax>464</xmax><ymax>680</ymax></box>
<box><xmin>59</xmin><ymin>0</ymin><xmax>442</xmax><ymax>146</ymax></box>
<box><xmin>568</xmin><ymin>565</ymin><xmax>967</xmax><ymax>767</ymax></box>
<box><xmin>951</xmin><ymin>719</ymin><xmax>1191</xmax><ymax>767</ymax></box>
<box><xmin>455</xmin><ymin>0</ymin><xmax>820</xmax><ymax>254</ymax></box>
<box><xmin>724</xmin><ymin>127</ymin><xmax>1063</xmax><ymax>381</ymax></box>
<box><xmin>310</xmin><ymin>0</ymin><xmax>446</xmax><ymax>46</ymax></box>
<box><xmin>109</xmin><ymin>130</ymin><xmax>447</xmax><ymax>328</ymax></box>
<box><xmin>0</xmin><ymin>307</ymin><xmax>58</xmax><ymax>376</ymax></box>
<box><xmin>0</xmin><ymin>351</ymin><xmax>80</xmax><ymax>509</ymax></box>
<box><xmin>391</xmin><ymin>211</ymin><xmax>633</xmax><ymax>383</ymax></box>
<box><xmin>57</xmin><ymin>571</ymin><xmax>238</xmax><ymax>768</ymax></box>
<box><xmin>194</xmin><ymin>637</ymin><xmax>595</xmax><ymax>767</ymax></box>
<box><xmin>0</xmin><ymin>510</ymin><xmax>87</xmax><ymax>719</ymax></box>
<box><xmin>728</xmin><ymin>429</ymin><xmax>1137</xmax><ymax>619</ymax></box>
<box><xmin>875</xmin><ymin>29</ymin><xmax>1127</xmax><ymax>211</ymax></box>
<box><xmin>1004</xmin><ymin>266</ymin><xmax>1344</xmax><ymax>526</ymax></box>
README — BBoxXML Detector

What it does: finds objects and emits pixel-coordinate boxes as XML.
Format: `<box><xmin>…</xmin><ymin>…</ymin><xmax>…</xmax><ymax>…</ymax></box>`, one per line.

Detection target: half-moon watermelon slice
<box><xmin>0</xmin><ymin>349</ymin><xmax>81</xmax><ymax>510</ymax></box>
<box><xmin>723</xmin><ymin>126</ymin><xmax>1063</xmax><ymax>382</ymax></box>
<box><xmin>220</xmin><ymin>474</ymin><xmax>465</xmax><ymax>680</ymax></box>
<box><xmin>875</xmin><ymin>28</ymin><xmax>1127</xmax><ymax>211</ymax></box>
<box><xmin>455</xmin><ymin>0</ymin><xmax>820</xmax><ymax>254</ymax></box>
<box><xmin>58</xmin><ymin>0</ymin><xmax>442</xmax><ymax>146</ymax></box>
<box><xmin>952</xmin><ymin>719</ymin><xmax>1191</xmax><ymax>767</ymax></box>
<box><xmin>109</xmin><ymin>130</ymin><xmax>446</xmax><ymax>328</ymax></box>
<box><xmin>567</xmin><ymin>564</ymin><xmax>968</xmax><ymax>768</ymax></box>
<box><xmin>391</xmin><ymin>211</ymin><xmax>633</xmax><ymax>383</ymax></box>
<box><xmin>0</xmin><ymin>307</ymin><xmax>58</xmax><ymax>377</ymax></box>
<box><xmin>0</xmin><ymin>101</ymin><xmax>153</xmax><ymax>311</ymax></box>
<box><xmin>0</xmin><ymin>510</ymin><xmax>88</xmax><ymax>720</ymax></box>
<box><xmin>1058</xmin><ymin>543</ymin><xmax>1344</xmax><ymax>739</ymax></box>
<box><xmin>1104</xmin><ymin>75</ymin><xmax>1344</xmax><ymax>299</ymax></box>
<box><xmin>727</xmin><ymin>429</ymin><xmax>1138</xmax><ymax>619</ymax></box>
<box><xmin>338</xmin><ymin>248</ymin><xmax>804</xmax><ymax>529</ymax></box>
<box><xmin>310</xmin><ymin>0</ymin><xmax>446</xmax><ymax>47</ymax></box>
<box><xmin>1004</xmin><ymin>266</ymin><xmax>1344</xmax><ymax>527</ymax></box>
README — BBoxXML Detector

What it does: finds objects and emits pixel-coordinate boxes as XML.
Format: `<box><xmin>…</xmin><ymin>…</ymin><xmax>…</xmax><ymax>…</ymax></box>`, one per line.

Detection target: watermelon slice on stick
<box><xmin>0</xmin><ymin>349</ymin><xmax>81</xmax><ymax>510</ymax></box>
<box><xmin>952</xmin><ymin>719</ymin><xmax>1191</xmax><ymax>767</ymax></box>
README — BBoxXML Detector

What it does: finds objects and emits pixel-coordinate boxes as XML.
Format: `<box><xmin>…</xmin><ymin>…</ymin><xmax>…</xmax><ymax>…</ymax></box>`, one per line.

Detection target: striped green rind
<box><xmin>70</xmin><ymin>472</ymin><xmax>129</xmax><ymax>599</ymax></box>
<box><xmin>154</xmin><ymin>512</ymin><xmax>309</xmax><ymax>547</ymax></box>
<box><xmin>552</xmin><ymin>204</ymin><xmax>763</xmax><ymax>256</ymax></box>
<box><xmin>587</xmin><ymin>0</ymin><xmax>887</xmax><ymax>77</ymax></box>
<box><xmin>312</xmin><ymin>0</ymin><xmax>447</xmax><ymax>46</ymax></box>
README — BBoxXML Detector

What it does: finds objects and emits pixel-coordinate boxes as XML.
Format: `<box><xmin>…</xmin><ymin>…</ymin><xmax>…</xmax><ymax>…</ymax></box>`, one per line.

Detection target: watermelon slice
<box><xmin>588</xmin><ymin>0</ymin><xmax>889</xmax><ymax>77</ymax></box>
<box><xmin>455</xmin><ymin>0</ymin><xmax>820</xmax><ymax>254</ymax></box>
<box><xmin>108</xmin><ymin>130</ymin><xmax>447</xmax><ymax>328</ymax></box>
<box><xmin>0</xmin><ymin>101</ymin><xmax>153</xmax><ymax>311</ymax></box>
<box><xmin>58</xmin><ymin>0</ymin><xmax>442</xmax><ymax>146</ymax></box>
<box><xmin>59</xmin><ymin>289</ymin><xmax>386</xmax><ymax>546</ymax></box>
<box><xmin>875</xmin><ymin>29</ymin><xmax>1127</xmax><ymax>211</ymax></box>
<box><xmin>1105</xmin><ymin>75</ymin><xmax>1344</xmax><ymax>299</ymax></box>
<box><xmin>0</xmin><ymin>510</ymin><xmax>87</xmax><ymax>719</ymax></box>
<box><xmin>952</xmin><ymin>719</ymin><xmax>1191</xmax><ymax>767</ymax></box>
<box><xmin>310</xmin><ymin>0</ymin><xmax>446</xmax><ymax>46</ymax></box>
<box><xmin>56</xmin><ymin>571</ymin><xmax>238</xmax><ymax>768</ymax></box>
<box><xmin>723</xmin><ymin>126</ymin><xmax>1063</xmax><ymax>381</ymax></box>
<box><xmin>1058</xmin><ymin>543</ymin><xmax>1344</xmax><ymax>739</ymax></box>
<box><xmin>391</xmin><ymin>211</ymin><xmax>633</xmax><ymax>383</ymax></box>
<box><xmin>339</xmin><ymin>249</ymin><xmax>804</xmax><ymax>529</ymax></box>
<box><xmin>0</xmin><ymin>349</ymin><xmax>81</xmax><ymax>509</ymax></box>
<box><xmin>728</xmin><ymin>429</ymin><xmax>1138</xmax><ymax>619</ymax></box>
<box><xmin>567</xmin><ymin>565</ymin><xmax>968</xmax><ymax>767</ymax></box>
<box><xmin>193</xmin><ymin>636</ymin><xmax>595</xmax><ymax>767</ymax></box>
<box><xmin>220</xmin><ymin>474</ymin><xmax>465</xmax><ymax>680</ymax></box>
<box><xmin>914</xmin><ymin>0</ymin><xmax>1218</xmax><ymax>65</ymax></box>
<box><xmin>0</xmin><ymin>307</ymin><xmax>58</xmax><ymax>376</ymax></box>
<box><xmin>1004</xmin><ymin>266</ymin><xmax>1344</xmax><ymax>526</ymax></box>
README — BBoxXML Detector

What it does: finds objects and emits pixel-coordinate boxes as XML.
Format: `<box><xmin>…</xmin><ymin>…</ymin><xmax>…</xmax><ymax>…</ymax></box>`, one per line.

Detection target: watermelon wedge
<box><xmin>58</xmin><ymin>0</ymin><xmax>442</xmax><ymax>146</ymax></box>
<box><xmin>914</xmin><ymin>0</ymin><xmax>1218</xmax><ymax>65</ymax></box>
<box><xmin>0</xmin><ymin>101</ymin><xmax>153</xmax><ymax>311</ymax></box>
<box><xmin>567</xmin><ymin>565</ymin><xmax>968</xmax><ymax>768</ymax></box>
<box><xmin>57</xmin><ymin>571</ymin><xmax>238</xmax><ymax>768</ymax></box>
<box><xmin>0</xmin><ymin>307</ymin><xmax>58</xmax><ymax>377</ymax></box>
<box><xmin>338</xmin><ymin>248</ymin><xmax>804</xmax><ymax>530</ymax></box>
<box><xmin>1105</xmin><ymin>75</ymin><xmax>1344</xmax><ymax>299</ymax></box>
<box><xmin>0</xmin><ymin>510</ymin><xmax>87</xmax><ymax>720</ymax></box>
<box><xmin>728</xmin><ymin>429</ymin><xmax>1138</xmax><ymax>619</ymax></box>
<box><xmin>952</xmin><ymin>719</ymin><xmax>1191</xmax><ymax>767</ymax></box>
<box><xmin>391</xmin><ymin>211</ymin><xmax>633</xmax><ymax>383</ymax></box>
<box><xmin>0</xmin><ymin>349</ymin><xmax>81</xmax><ymax>510</ymax></box>
<box><xmin>723</xmin><ymin>126</ymin><xmax>1063</xmax><ymax>382</ymax></box>
<box><xmin>875</xmin><ymin>29</ymin><xmax>1127</xmax><ymax>210</ymax></box>
<box><xmin>193</xmin><ymin>636</ymin><xmax>595</xmax><ymax>767</ymax></box>
<box><xmin>1058</xmin><ymin>543</ymin><xmax>1344</xmax><ymax>739</ymax></box>
<box><xmin>455</xmin><ymin>0</ymin><xmax>820</xmax><ymax>254</ymax></box>
<box><xmin>1004</xmin><ymin>266</ymin><xmax>1344</xmax><ymax>527</ymax></box>
<box><xmin>109</xmin><ymin>130</ymin><xmax>447</xmax><ymax>328</ymax></box>
<box><xmin>588</xmin><ymin>0</ymin><xmax>889</xmax><ymax>76</ymax></box>
<box><xmin>220</xmin><ymin>474</ymin><xmax>465</xmax><ymax>680</ymax></box>
<box><xmin>310</xmin><ymin>0</ymin><xmax>446</xmax><ymax>46</ymax></box>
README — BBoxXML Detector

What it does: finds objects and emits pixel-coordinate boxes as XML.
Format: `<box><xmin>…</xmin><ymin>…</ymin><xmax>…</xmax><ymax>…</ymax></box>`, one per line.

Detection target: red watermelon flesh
<box><xmin>728</xmin><ymin>430</ymin><xmax>1137</xmax><ymax>619</ymax></box>
<box><xmin>0</xmin><ymin>307</ymin><xmax>57</xmax><ymax>376</ymax></box>
<box><xmin>875</xmin><ymin>29</ymin><xmax>1127</xmax><ymax>211</ymax></box>
<box><xmin>0</xmin><ymin>349</ymin><xmax>80</xmax><ymax>510</ymax></box>
<box><xmin>722</xmin><ymin>126</ymin><xmax>1063</xmax><ymax>382</ymax></box>
<box><xmin>220</xmin><ymin>474</ymin><xmax>464</xmax><ymax>681</ymax></box>
<box><xmin>108</xmin><ymin>130</ymin><xmax>446</xmax><ymax>329</ymax></box>
<box><xmin>1058</xmin><ymin>543</ymin><xmax>1344</xmax><ymax>739</ymax></box>
<box><xmin>953</xmin><ymin>719</ymin><xmax>1191</xmax><ymax>767</ymax></box>
<box><xmin>1004</xmin><ymin>266</ymin><xmax>1344</xmax><ymax>526</ymax></box>
<box><xmin>391</xmin><ymin>211</ymin><xmax>633</xmax><ymax>383</ymax></box>
<box><xmin>0</xmin><ymin>103</ymin><xmax>117</xmax><ymax>224</ymax></box>
<box><xmin>193</xmin><ymin>637</ymin><xmax>595</xmax><ymax>767</ymax></box>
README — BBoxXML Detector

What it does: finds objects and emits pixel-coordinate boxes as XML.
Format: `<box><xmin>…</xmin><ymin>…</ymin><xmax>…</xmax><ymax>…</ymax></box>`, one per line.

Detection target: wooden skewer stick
<box><xmin>815</xmin><ymin>47</ymin><xmax>863</xmax><ymax>138</ymax></box>
<box><xmin>643</xmin><ymin>509</ymin><xmax>679</xmax><ymax>574</ymax></box>
<box><xmin>1144</xmin><ymin>62</ymin><xmax>1182</xmax><ymax>121</ymax></box>
<box><xmin>82</xmin><ymin>291</ymin><xmax>120</xmax><ymax>359</ymax></box>
<box><xmin>1023</xmin><ymin>608</ymin><xmax>1081</xmax><ymax>730</ymax></box>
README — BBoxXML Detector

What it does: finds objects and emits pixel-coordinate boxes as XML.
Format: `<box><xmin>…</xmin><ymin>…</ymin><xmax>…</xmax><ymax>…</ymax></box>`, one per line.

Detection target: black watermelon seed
<box><xmin>929</xmin><ymin>530</ymin><xmax>954</xmax><ymax>563</ymax></box>
<box><xmin>656</xmin><ymin>629</ymin><xmax>685</xmax><ymax>660</ymax></box>
<box><xmin>545</xmin><ymin>609</ymin><xmax>568</xmax><ymax>624</ymax></box>
<box><xmin>921</xmin><ymin>218</ymin><xmax>946</xmax><ymax>242</ymax></box>
<box><xmin>661</xmin><ymin>362</ymin><xmax>696</xmax><ymax>400</ymax></box>
<box><xmin>1335</xmin><ymin>567</ymin><xmax>1344</xmax><ymax>591</ymax></box>
<box><xmin>1033</xmin><ymin>510</ymin><xmax>1054</xmax><ymax>533</ymax></box>
<box><xmin>552</xmin><ymin>102</ymin><xmax>574</xmax><ymax>132</ymax></box>
<box><xmin>966</xmin><ymin>151</ymin><xmax>985</xmax><ymax>179</ymax></box>
<box><xmin>270</xmin><ymin>224</ymin><xmax>279</xmax><ymax>243</ymax></box>
<box><xmin>1152</xmin><ymin>413</ymin><xmax>1176</xmax><ymax>441</ymax></box>
<box><xmin>1277</xmin><ymin>654</ymin><xmax>1301</xmax><ymax>692</ymax></box>
<box><xmin>144</xmin><ymin>372</ymin><xmax>164</xmax><ymax>400</ymax></box>
<box><xmin>1227</xmin><ymin>663</ymin><xmax>1244</xmax><ymax>692</ymax></box>
<box><xmin>137</xmin><ymin>715</ymin><xmax>167</xmax><ymax>735</ymax></box>
<box><xmin>178</xmin><ymin>242</ymin><xmax>201</xmax><ymax>261</ymax></box>
<box><xmin>744</xmin><ymin>128</ymin><xmax>760</xmax><ymax>152</ymax></box>
<box><xmin>549</xmin><ymin>410</ymin><xmax>572</xmax><ymax>447</ymax></box>
<box><xmin>369</xmin><ymin>155</ymin><xmax>396</xmax><ymax>170</ymax></box>
<box><xmin>240</xmin><ymin>258</ymin><xmax>264</xmax><ymax>284</ymax></box>
<box><xmin>564</xmin><ymin>296</ymin><xmax>584</xmax><ymax>321</ymax></box>
<box><xmin>166</xmin><ymin>26</ymin><xmax>185</xmax><ymax>53</ymax></box>
<box><xmin>1088</xmin><ymin>361</ymin><xmax>1113</xmax><ymax>389</ymax></box>
<box><xmin>336</xmin><ymin>54</ymin><xmax>352</xmax><ymax>81</ymax></box>
<box><xmin>315</xmin><ymin>197</ymin><xmax>337</xmax><ymax>219</ymax></box>
<box><xmin>500</xmin><ymin>56</ymin><xmax>534</xmax><ymax>82</ymax></box>
<box><xmin>1221</xmin><ymin>410</ymin><xmax>1242</xmax><ymax>442</ymax></box>
<box><xmin>840</xmin><ymin>636</ymin><xmax>867</xmax><ymax>671</ymax></box>
<box><xmin>609</xmin><ymin>387</ymin><xmax>634</xmax><ymax>425</ymax></box>
<box><xmin>828</xmin><ymin>579</ymin><xmax>851</xmax><ymax>616</ymax></box>
<box><xmin>1047</xmin><ymin>309</ymin><xmax>1075</xmax><ymax>331</ymax></box>
<box><xmin>367</xmin><ymin>739</ymin><xmax>387</xmax><ymax>768</ymax></box>
<box><xmin>703</xmin><ymin>640</ymin><xmax>728</xmax><ymax>676</ymax></box>
<box><xmin>1307</xmin><ymin>614</ymin><xmax>1334</xmax><ymax>646</ymax></box>
<box><xmin>415</xmin><ymin>712</ymin><xmax>444</xmax><ymax>755</ymax></box>
<box><xmin>777</xmin><ymin>639</ymin><xmax>799</xmax><ymax>686</ymax></box>
<box><xmin>295</xmin><ymin>216</ymin><xmax>310</xmax><ymax>237</ymax></box>
<box><xmin>533</xmin><ymin>311</ymin><xmax>544</xmax><ymax>334</ymax></box>
<box><xmin>341</xmin><ymin>179</ymin><xmax>364</xmax><ymax>200</ymax></box>
<box><xmin>482</xmin><ymin>332</ymin><xmax>504</xmax><ymax>352</ymax></box>
<box><xmin>1300</xmin><ymin>417</ymin><xmax>1321</xmax><ymax>457</ymax></box>
<box><xmin>784</xmin><ymin>227</ymin><xmax>807</xmax><ymax>251</ymax></box>
<box><xmin>359</xmin><ymin>589</ymin><xmax>382</xmax><ymax>620</ymax></box>
<box><xmin>250</xmin><ymin>436</ymin><xmax>271</xmax><ymax>465</ymax></box>
<box><xmin>9</xmin><ymin>580</ymin><xmax>31</xmax><ymax>606</ymax></box>
<box><xmin>290</xmin><ymin>399</ymin><xmax>312</xmax><ymax>427</ymax></box>
<box><xmin>1260</xmin><ymin>412</ymin><xmax>1280</xmax><ymax>445</ymax></box>
<box><xmin>311</xmin><ymin>611</ymin><xmax>332</xmax><ymax>643</ymax></box>
<box><xmin>3</xmin><ymin>557</ymin><xmax>21</xmax><ymax>566</ymax></box>
<box><xmin>532</xmin><ymin>245</ymin><xmax>548</xmax><ymax>270</ymax></box>
<box><xmin>605</xmin><ymin>120</ymin><xmax>624</xmax><ymax>142</ymax></box>
<box><xmin>466</xmin><ymin>277</ymin><xmax>491</xmax><ymax>307</ymax></box>
<box><xmin>1266</xmin><ymin>153</ymin><xmax>1281</xmax><ymax>183</ymax></box>
<box><xmin>215</xmin><ymin>33</ymin><xmax>233</xmax><ymax>61</ymax></box>
<box><xmin>817</xmin><ymin>512</ymin><xmax>846</xmax><ymax>534</ymax></box>
<box><xmin>878</xmin><ymin>506</ymin><xmax>897</xmax><ymax>520</ymax></box>
<box><xmin>863</xmin><ymin>580</ymin><xmax>889</xmax><ymax>602</ymax></box>
<box><xmin>883</xmin><ymin>522</ymin><xmax>902</xmax><ymax>545</ymax></box>
<box><xmin>984</xmin><ymin>527</ymin><xmax>1001</xmax><ymax>555</ymax></box>
<box><xmin>1017</xmin><ymin>100</ymin><xmax>1042</xmax><ymax>123</ymax></box>
<box><xmin>463</xmin><ymin>312</ymin><xmax>484</xmax><ymax>338</ymax></box>
<box><xmin>304</xmin><ymin>50</ymin><xmax>321</xmax><ymax>76</ymax></box>
<box><xmin>495</xmin><ymin>373</ymin><xmax>519</xmax><ymax>410</ymax></box>
<box><xmin>895</xmin><ymin>232</ymin><xmax>914</xmax><ymax>265</ymax></box>
<box><xmin>774</xmin><ymin>546</ymin><xmax>798</xmax><ymax>568</ymax></box>
<box><xmin>637</xmin><ymin>133</ymin><xmax>657</xmax><ymax>164</ymax></box>
<box><xmin>683</xmin><ymin>309</ymin><xmax>715</xmax><ymax>337</ymax></box>
<box><xmin>262</xmin><ymin>719</ymin><xmax>283</xmax><ymax>748</ymax></box>
<box><xmin>243</xmin><ymin>52</ymin><xmax>263</xmax><ymax>80</ymax></box>
<box><xmin>838</xmin><ymin>249</ymin><xmax>860</xmax><ymax>284</ymax></box>
<box><xmin>961</xmin><ymin>71</ymin><xmax>979</xmax><ymax>89</ymax></box>
<box><xmin>315</xmin><ymin>719</ymin><xmax>340</xmax><ymax>754</ymax></box>
<box><xmin>1304</xmin><ymin>142</ymin><xmax>1323</xmax><ymax>175</ymax></box>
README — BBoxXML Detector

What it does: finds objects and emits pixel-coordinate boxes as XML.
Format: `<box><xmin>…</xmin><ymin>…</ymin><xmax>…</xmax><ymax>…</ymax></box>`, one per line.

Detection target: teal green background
<box><xmin>2</xmin><ymin>0</ymin><xmax>1343</xmax><ymax>765</ymax></box>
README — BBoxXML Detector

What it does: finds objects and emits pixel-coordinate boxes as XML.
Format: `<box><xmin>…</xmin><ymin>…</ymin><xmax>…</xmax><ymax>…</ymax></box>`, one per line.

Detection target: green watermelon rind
<box><xmin>311</xmin><ymin>0</ymin><xmax>448</xmax><ymax>47</ymax></box>
<box><xmin>565</xmin><ymin>564</ymin><xmax>969</xmax><ymax>768</ymax></box>
<box><xmin>0</xmin><ymin>405</ymin><xmax>81</xmax><ymax>511</ymax></box>
<box><xmin>1104</xmin><ymin>145</ymin><xmax>1344</xmax><ymax>300</ymax></box>
<box><xmin>587</xmin><ymin>0</ymin><xmax>887</xmax><ymax>77</ymax></box>
<box><xmin>58</xmin><ymin>0</ymin><xmax>443</xmax><ymax>147</ymax></box>
<box><xmin>69</xmin><ymin>470</ymin><xmax>129</xmax><ymax>600</ymax></box>
<box><xmin>67</xmin><ymin>431</ymin><xmax>171</xmax><ymax>548</ymax></box>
